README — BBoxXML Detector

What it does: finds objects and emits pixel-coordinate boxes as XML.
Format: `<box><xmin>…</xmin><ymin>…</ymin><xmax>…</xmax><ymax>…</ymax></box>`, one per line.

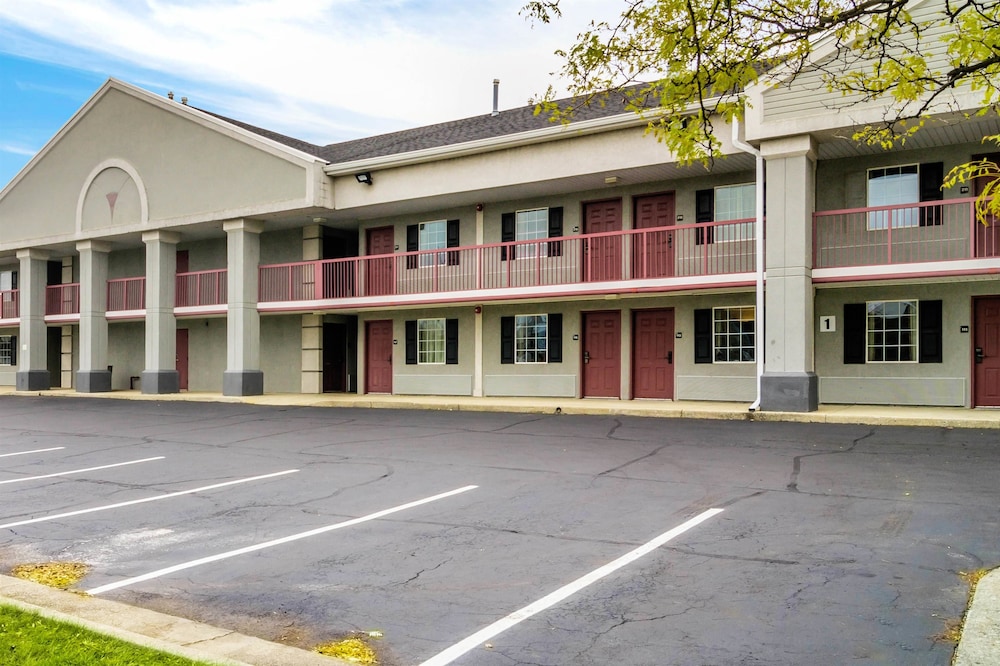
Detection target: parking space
<box><xmin>1</xmin><ymin>396</ymin><xmax>998</xmax><ymax>665</ymax></box>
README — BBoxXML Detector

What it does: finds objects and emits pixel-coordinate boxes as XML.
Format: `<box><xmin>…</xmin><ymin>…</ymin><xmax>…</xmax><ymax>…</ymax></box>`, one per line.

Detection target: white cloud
<box><xmin>0</xmin><ymin>143</ymin><xmax>38</xmax><ymax>157</ymax></box>
<box><xmin>0</xmin><ymin>0</ymin><xmax>617</xmax><ymax>144</ymax></box>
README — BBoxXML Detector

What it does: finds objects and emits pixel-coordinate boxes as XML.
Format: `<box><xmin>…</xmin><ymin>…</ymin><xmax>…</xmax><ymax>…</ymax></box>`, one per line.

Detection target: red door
<box><xmin>176</xmin><ymin>328</ymin><xmax>189</xmax><ymax>391</ymax></box>
<box><xmin>366</xmin><ymin>226</ymin><xmax>395</xmax><ymax>296</ymax></box>
<box><xmin>633</xmin><ymin>309</ymin><xmax>674</xmax><ymax>399</ymax></box>
<box><xmin>633</xmin><ymin>193</ymin><xmax>676</xmax><ymax>278</ymax></box>
<box><xmin>583</xmin><ymin>200</ymin><xmax>623</xmax><ymax>282</ymax></box>
<box><xmin>974</xmin><ymin>298</ymin><xmax>1000</xmax><ymax>407</ymax></box>
<box><xmin>365</xmin><ymin>320</ymin><xmax>393</xmax><ymax>394</ymax></box>
<box><xmin>583</xmin><ymin>311</ymin><xmax>621</xmax><ymax>398</ymax></box>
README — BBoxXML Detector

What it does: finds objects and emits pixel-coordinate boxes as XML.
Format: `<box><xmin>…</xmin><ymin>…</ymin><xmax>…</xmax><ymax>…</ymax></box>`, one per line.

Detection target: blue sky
<box><xmin>0</xmin><ymin>0</ymin><xmax>609</xmax><ymax>188</ymax></box>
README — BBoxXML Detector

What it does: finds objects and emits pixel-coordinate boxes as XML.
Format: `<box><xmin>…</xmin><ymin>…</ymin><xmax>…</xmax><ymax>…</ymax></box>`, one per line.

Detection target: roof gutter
<box><xmin>731</xmin><ymin>115</ymin><xmax>765</xmax><ymax>412</ymax></box>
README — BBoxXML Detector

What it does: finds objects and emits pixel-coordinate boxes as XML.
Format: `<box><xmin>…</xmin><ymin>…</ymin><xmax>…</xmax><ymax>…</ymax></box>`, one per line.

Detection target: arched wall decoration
<box><xmin>76</xmin><ymin>158</ymin><xmax>150</xmax><ymax>234</ymax></box>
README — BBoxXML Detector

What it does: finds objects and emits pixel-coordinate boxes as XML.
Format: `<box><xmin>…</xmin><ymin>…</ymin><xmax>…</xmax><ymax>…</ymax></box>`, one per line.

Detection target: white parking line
<box><xmin>419</xmin><ymin>508</ymin><xmax>725</xmax><ymax>666</ymax></box>
<box><xmin>0</xmin><ymin>457</ymin><xmax>165</xmax><ymax>486</ymax></box>
<box><xmin>0</xmin><ymin>447</ymin><xmax>66</xmax><ymax>459</ymax></box>
<box><xmin>0</xmin><ymin>469</ymin><xmax>299</xmax><ymax>530</ymax></box>
<box><xmin>86</xmin><ymin>484</ymin><xmax>479</xmax><ymax>595</ymax></box>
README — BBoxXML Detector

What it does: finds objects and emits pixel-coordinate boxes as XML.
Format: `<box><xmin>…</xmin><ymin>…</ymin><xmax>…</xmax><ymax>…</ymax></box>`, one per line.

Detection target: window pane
<box><xmin>514</xmin><ymin>314</ymin><xmax>548</xmax><ymax>364</ymax></box>
<box><xmin>515</xmin><ymin>209</ymin><xmax>549</xmax><ymax>258</ymax></box>
<box><xmin>418</xmin><ymin>221</ymin><xmax>447</xmax><ymax>267</ymax></box>
<box><xmin>868</xmin><ymin>165</ymin><xmax>919</xmax><ymax>229</ymax></box>
<box><xmin>866</xmin><ymin>299</ymin><xmax>918</xmax><ymax>363</ymax></box>
<box><xmin>714</xmin><ymin>184</ymin><xmax>755</xmax><ymax>242</ymax></box>
<box><xmin>712</xmin><ymin>306</ymin><xmax>755</xmax><ymax>363</ymax></box>
<box><xmin>417</xmin><ymin>318</ymin><xmax>445</xmax><ymax>364</ymax></box>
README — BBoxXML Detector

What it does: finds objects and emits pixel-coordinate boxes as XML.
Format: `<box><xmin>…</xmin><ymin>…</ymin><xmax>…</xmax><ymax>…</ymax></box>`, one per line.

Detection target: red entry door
<box><xmin>583</xmin><ymin>200</ymin><xmax>623</xmax><ymax>282</ymax></box>
<box><xmin>633</xmin><ymin>309</ymin><xmax>675</xmax><ymax>399</ymax></box>
<box><xmin>583</xmin><ymin>311</ymin><xmax>621</xmax><ymax>398</ymax></box>
<box><xmin>365</xmin><ymin>320</ymin><xmax>393</xmax><ymax>394</ymax></box>
<box><xmin>974</xmin><ymin>298</ymin><xmax>1000</xmax><ymax>407</ymax></box>
<box><xmin>633</xmin><ymin>193</ymin><xmax>676</xmax><ymax>278</ymax></box>
<box><xmin>366</xmin><ymin>226</ymin><xmax>395</xmax><ymax>296</ymax></box>
<box><xmin>176</xmin><ymin>328</ymin><xmax>189</xmax><ymax>391</ymax></box>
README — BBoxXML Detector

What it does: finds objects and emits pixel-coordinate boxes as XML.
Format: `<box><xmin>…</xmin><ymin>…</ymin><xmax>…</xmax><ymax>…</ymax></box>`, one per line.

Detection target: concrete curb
<box><xmin>954</xmin><ymin>569</ymin><xmax>1000</xmax><ymax>666</ymax></box>
<box><xmin>0</xmin><ymin>575</ymin><xmax>347</xmax><ymax>666</ymax></box>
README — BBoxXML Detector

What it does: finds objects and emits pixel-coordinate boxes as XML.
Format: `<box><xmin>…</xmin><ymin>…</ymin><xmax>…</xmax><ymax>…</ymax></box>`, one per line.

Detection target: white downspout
<box><xmin>731</xmin><ymin>117</ymin><xmax>765</xmax><ymax>412</ymax></box>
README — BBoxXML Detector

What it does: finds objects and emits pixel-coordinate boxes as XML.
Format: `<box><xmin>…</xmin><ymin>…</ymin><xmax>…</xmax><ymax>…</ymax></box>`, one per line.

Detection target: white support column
<box><xmin>224</xmin><ymin>219</ymin><xmax>264</xmax><ymax>396</ymax></box>
<box><xmin>76</xmin><ymin>240</ymin><xmax>112</xmax><ymax>392</ymax></box>
<box><xmin>141</xmin><ymin>231</ymin><xmax>181</xmax><ymax>394</ymax></box>
<box><xmin>473</xmin><ymin>306</ymin><xmax>483</xmax><ymax>397</ymax></box>
<box><xmin>301</xmin><ymin>224</ymin><xmax>323</xmax><ymax>394</ymax></box>
<box><xmin>15</xmin><ymin>249</ymin><xmax>50</xmax><ymax>391</ymax></box>
<box><xmin>760</xmin><ymin>134</ymin><xmax>819</xmax><ymax>412</ymax></box>
<box><xmin>60</xmin><ymin>257</ymin><xmax>73</xmax><ymax>389</ymax></box>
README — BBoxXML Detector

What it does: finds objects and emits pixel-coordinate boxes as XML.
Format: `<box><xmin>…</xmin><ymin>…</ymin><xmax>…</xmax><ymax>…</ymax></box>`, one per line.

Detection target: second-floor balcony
<box><xmin>814</xmin><ymin>197</ymin><xmax>1000</xmax><ymax>278</ymax></box>
<box><xmin>258</xmin><ymin>220</ymin><xmax>759</xmax><ymax>306</ymax></box>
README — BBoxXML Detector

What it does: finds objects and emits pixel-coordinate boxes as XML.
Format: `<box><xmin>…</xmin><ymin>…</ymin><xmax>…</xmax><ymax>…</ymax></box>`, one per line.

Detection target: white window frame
<box><xmin>515</xmin><ymin>208</ymin><xmax>549</xmax><ymax>259</ymax></box>
<box><xmin>866</xmin><ymin>300</ymin><xmax>918</xmax><ymax>363</ymax></box>
<box><xmin>0</xmin><ymin>335</ymin><xmax>14</xmax><ymax>366</ymax></box>
<box><xmin>867</xmin><ymin>164</ymin><xmax>920</xmax><ymax>230</ymax></box>
<box><xmin>713</xmin><ymin>306</ymin><xmax>755</xmax><ymax>363</ymax></box>
<box><xmin>417</xmin><ymin>318</ymin><xmax>446</xmax><ymax>365</ymax></box>
<box><xmin>417</xmin><ymin>220</ymin><xmax>447</xmax><ymax>267</ymax></box>
<box><xmin>713</xmin><ymin>183</ymin><xmax>756</xmax><ymax>243</ymax></box>
<box><xmin>514</xmin><ymin>313</ymin><xmax>548</xmax><ymax>364</ymax></box>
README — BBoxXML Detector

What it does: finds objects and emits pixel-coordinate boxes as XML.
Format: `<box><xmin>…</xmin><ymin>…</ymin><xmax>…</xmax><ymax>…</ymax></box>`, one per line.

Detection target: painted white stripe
<box><xmin>0</xmin><ymin>457</ymin><xmax>165</xmax><ymax>486</ymax></box>
<box><xmin>0</xmin><ymin>469</ymin><xmax>299</xmax><ymax>530</ymax></box>
<box><xmin>87</xmin><ymin>484</ymin><xmax>479</xmax><ymax>595</ymax></box>
<box><xmin>419</xmin><ymin>508</ymin><xmax>724</xmax><ymax>666</ymax></box>
<box><xmin>0</xmin><ymin>447</ymin><xmax>65</xmax><ymax>459</ymax></box>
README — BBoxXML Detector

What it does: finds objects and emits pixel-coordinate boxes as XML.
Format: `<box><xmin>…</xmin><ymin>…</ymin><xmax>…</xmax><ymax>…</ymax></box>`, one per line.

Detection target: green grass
<box><xmin>0</xmin><ymin>604</ymin><xmax>222</xmax><ymax>665</ymax></box>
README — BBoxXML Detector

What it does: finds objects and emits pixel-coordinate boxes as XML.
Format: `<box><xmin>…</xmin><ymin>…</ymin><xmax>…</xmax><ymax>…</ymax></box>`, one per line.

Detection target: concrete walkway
<box><xmin>1</xmin><ymin>386</ymin><xmax>997</xmax><ymax>664</ymax></box>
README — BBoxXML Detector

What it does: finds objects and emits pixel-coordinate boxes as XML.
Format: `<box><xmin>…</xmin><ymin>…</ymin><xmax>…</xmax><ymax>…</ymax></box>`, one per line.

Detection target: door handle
<box><xmin>583</xmin><ymin>351</ymin><xmax>590</xmax><ymax>364</ymax></box>
<box><xmin>667</xmin><ymin>351</ymin><xmax>673</xmax><ymax>364</ymax></box>
<box><xmin>975</xmin><ymin>347</ymin><xmax>984</xmax><ymax>364</ymax></box>
<box><xmin>668</xmin><ymin>233</ymin><xmax>673</xmax><ymax>249</ymax></box>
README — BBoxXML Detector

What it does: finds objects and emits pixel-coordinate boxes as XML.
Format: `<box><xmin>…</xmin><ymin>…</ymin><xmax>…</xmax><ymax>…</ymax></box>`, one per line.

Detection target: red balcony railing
<box><xmin>0</xmin><ymin>290</ymin><xmax>17</xmax><ymax>319</ymax></box>
<box><xmin>814</xmin><ymin>198</ymin><xmax>1000</xmax><ymax>268</ymax></box>
<box><xmin>176</xmin><ymin>269</ymin><xmax>227</xmax><ymax>307</ymax></box>
<box><xmin>45</xmin><ymin>283</ymin><xmax>79</xmax><ymax>316</ymax></box>
<box><xmin>258</xmin><ymin>219</ymin><xmax>757</xmax><ymax>303</ymax></box>
<box><xmin>107</xmin><ymin>277</ymin><xmax>145</xmax><ymax>311</ymax></box>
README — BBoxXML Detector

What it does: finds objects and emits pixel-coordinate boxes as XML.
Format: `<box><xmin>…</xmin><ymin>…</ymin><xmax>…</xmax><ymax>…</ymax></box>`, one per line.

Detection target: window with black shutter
<box><xmin>918</xmin><ymin>162</ymin><xmax>944</xmax><ymax>227</ymax></box>
<box><xmin>918</xmin><ymin>300</ymin><xmax>943</xmax><ymax>363</ymax></box>
<box><xmin>445</xmin><ymin>318</ymin><xmax>459</xmax><ymax>364</ymax></box>
<box><xmin>501</xmin><ymin>212</ymin><xmax>516</xmax><ymax>261</ymax></box>
<box><xmin>500</xmin><ymin>316</ymin><xmax>515</xmax><ymax>363</ymax></box>
<box><xmin>547</xmin><ymin>207</ymin><xmax>563</xmax><ymax>257</ymax></box>
<box><xmin>548</xmin><ymin>313</ymin><xmax>562</xmax><ymax>363</ymax></box>
<box><xmin>406</xmin><ymin>224</ymin><xmax>419</xmax><ymax>269</ymax></box>
<box><xmin>405</xmin><ymin>320</ymin><xmax>418</xmax><ymax>364</ymax></box>
<box><xmin>446</xmin><ymin>219</ymin><xmax>460</xmax><ymax>266</ymax></box>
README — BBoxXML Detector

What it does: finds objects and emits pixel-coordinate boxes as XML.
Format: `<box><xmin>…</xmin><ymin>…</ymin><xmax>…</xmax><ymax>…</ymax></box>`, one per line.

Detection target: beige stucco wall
<box><xmin>107</xmin><ymin>322</ymin><xmax>144</xmax><ymax>390</ymax></box>
<box><xmin>0</xmin><ymin>86</ymin><xmax>314</xmax><ymax>247</ymax></box>
<box><xmin>260</xmin><ymin>315</ymin><xmax>302</xmax><ymax>393</ymax></box>
<box><xmin>814</xmin><ymin>282</ymin><xmax>1000</xmax><ymax>406</ymax></box>
<box><xmin>183</xmin><ymin>318</ymin><xmax>226</xmax><ymax>392</ymax></box>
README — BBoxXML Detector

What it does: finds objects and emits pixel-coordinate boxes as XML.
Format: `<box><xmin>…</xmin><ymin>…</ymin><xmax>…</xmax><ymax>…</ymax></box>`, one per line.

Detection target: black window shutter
<box><xmin>844</xmin><ymin>303</ymin><xmax>866</xmax><ymax>364</ymax></box>
<box><xmin>695</xmin><ymin>189</ymin><xmax>714</xmax><ymax>245</ymax></box>
<box><xmin>919</xmin><ymin>162</ymin><xmax>944</xmax><ymax>226</ymax></box>
<box><xmin>405</xmin><ymin>320</ymin><xmax>417</xmax><ymax>364</ymax></box>
<box><xmin>547</xmin><ymin>207</ymin><xmax>563</xmax><ymax>257</ymax></box>
<box><xmin>445</xmin><ymin>318</ymin><xmax>459</xmax><ymax>364</ymax></box>
<box><xmin>500</xmin><ymin>316</ymin><xmax>515</xmax><ymax>364</ymax></box>
<box><xmin>446</xmin><ymin>219</ymin><xmax>460</xmax><ymax>266</ymax></box>
<box><xmin>694</xmin><ymin>309</ymin><xmax>713</xmax><ymax>364</ymax></box>
<box><xmin>919</xmin><ymin>300</ymin><xmax>943</xmax><ymax>363</ymax></box>
<box><xmin>548</xmin><ymin>313</ymin><xmax>563</xmax><ymax>363</ymax></box>
<box><xmin>406</xmin><ymin>224</ymin><xmax>419</xmax><ymax>269</ymax></box>
<box><xmin>501</xmin><ymin>212</ymin><xmax>516</xmax><ymax>261</ymax></box>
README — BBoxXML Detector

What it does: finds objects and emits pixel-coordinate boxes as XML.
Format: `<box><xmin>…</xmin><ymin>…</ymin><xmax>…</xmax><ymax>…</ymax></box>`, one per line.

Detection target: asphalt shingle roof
<box><xmin>204</xmin><ymin>90</ymin><xmax>645</xmax><ymax>166</ymax></box>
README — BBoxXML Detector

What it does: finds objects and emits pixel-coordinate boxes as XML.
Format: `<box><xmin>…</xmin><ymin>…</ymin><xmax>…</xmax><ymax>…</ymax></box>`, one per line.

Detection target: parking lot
<box><xmin>1</xmin><ymin>395</ymin><xmax>998</xmax><ymax>665</ymax></box>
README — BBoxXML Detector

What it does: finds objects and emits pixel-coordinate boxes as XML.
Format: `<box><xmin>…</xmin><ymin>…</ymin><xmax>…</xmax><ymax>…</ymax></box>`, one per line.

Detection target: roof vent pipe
<box><xmin>167</xmin><ymin>91</ymin><xmax>174</xmax><ymax>100</ymax></box>
<box><xmin>181</xmin><ymin>96</ymin><xmax>188</xmax><ymax>106</ymax></box>
<box><xmin>492</xmin><ymin>79</ymin><xmax>500</xmax><ymax>117</ymax></box>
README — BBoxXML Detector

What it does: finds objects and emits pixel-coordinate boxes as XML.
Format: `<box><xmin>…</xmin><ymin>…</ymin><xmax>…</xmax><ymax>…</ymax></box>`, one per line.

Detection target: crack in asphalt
<box><xmin>786</xmin><ymin>428</ymin><xmax>875</xmax><ymax>492</ymax></box>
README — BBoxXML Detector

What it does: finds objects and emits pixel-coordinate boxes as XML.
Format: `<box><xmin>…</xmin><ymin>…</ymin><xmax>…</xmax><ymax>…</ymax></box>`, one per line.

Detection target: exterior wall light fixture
<box><xmin>355</xmin><ymin>172</ymin><xmax>373</xmax><ymax>186</ymax></box>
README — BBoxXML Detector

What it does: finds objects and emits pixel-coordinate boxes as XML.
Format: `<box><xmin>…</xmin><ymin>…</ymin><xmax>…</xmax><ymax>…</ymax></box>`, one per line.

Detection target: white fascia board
<box><xmin>322</xmin><ymin>100</ymin><xmax>720</xmax><ymax>176</ymax></box>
